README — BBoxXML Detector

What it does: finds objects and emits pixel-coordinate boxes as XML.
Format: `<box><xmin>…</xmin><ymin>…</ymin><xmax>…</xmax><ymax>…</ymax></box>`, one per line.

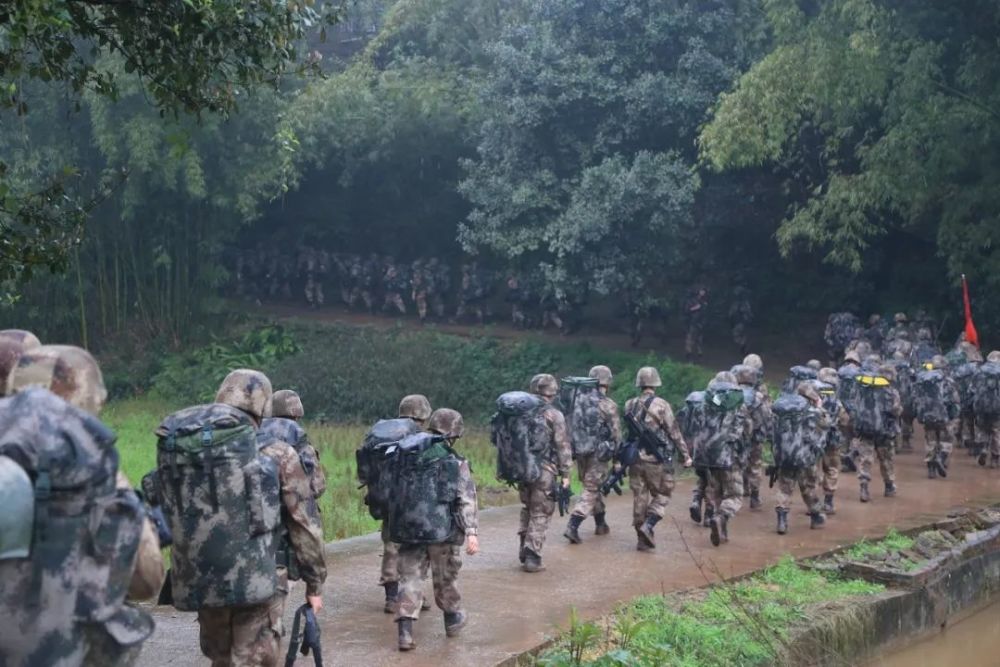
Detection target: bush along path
<box><xmin>139</xmin><ymin>450</ymin><xmax>1000</xmax><ymax>667</ymax></box>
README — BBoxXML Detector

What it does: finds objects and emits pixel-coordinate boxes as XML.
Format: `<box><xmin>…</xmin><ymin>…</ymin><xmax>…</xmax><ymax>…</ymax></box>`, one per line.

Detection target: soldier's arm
<box><xmin>890</xmin><ymin>389</ymin><xmax>903</xmax><ymax>418</ymax></box>
<box><xmin>303</xmin><ymin>444</ymin><xmax>328</xmax><ymax>499</ymax></box>
<box><xmin>549</xmin><ymin>408</ymin><xmax>572</xmax><ymax>476</ymax></box>
<box><xmin>455</xmin><ymin>460</ymin><xmax>479</xmax><ymax>537</ymax></box>
<box><xmin>272</xmin><ymin>445</ymin><xmax>328</xmax><ymax>596</ymax></box>
<box><xmin>116</xmin><ymin>472</ymin><xmax>166</xmax><ymax>601</ymax></box>
<box><xmin>603</xmin><ymin>398</ymin><xmax>622</xmax><ymax>445</ymax></box>
<box><xmin>656</xmin><ymin>400</ymin><xmax>691</xmax><ymax>460</ymax></box>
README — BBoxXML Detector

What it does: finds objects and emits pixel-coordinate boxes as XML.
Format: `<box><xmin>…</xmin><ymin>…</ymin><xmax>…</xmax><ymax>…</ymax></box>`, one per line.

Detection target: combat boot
<box><xmin>444</xmin><ymin>610</ymin><xmax>468</xmax><ymax>638</ymax></box>
<box><xmin>703</xmin><ymin>503</ymin><xmax>715</xmax><ymax>528</ymax></box>
<box><xmin>563</xmin><ymin>514</ymin><xmax>584</xmax><ymax>544</ymax></box>
<box><xmin>978</xmin><ymin>449</ymin><xmax>988</xmax><ymax>466</ymax></box>
<box><xmin>927</xmin><ymin>461</ymin><xmax>937</xmax><ymax>479</ymax></box>
<box><xmin>884</xmin><ymin>481</ymin><xmax>897</xmax><ymax>497</ymax></box>
<box><xmin>720</xmin><ymin>514</ymin><xmax>729</xmax><ymax>543</ymax></box>
<box><xmin>384</xmin><ymin>581</ymin><xmax>399</xmax><ymax>614</ymax></box>
<box><xmin>860</xmin><ymin>482</ymin><xmax>870</xmax><ymax>503</ymax></box>
<box><xmin>397</xmin><ymin>619</ymin><xmax>415</xmax><ymax>651</ymax></box>
<box><xmin>522</xmin><ymin>549</ymin><xmax>545</xmax><ymax>573</ymax></box>
<box><xmin>710</xmin><ymin>514</ymin><xmax>726</xmax><ymax>547</ymax></box>
<box><xmin>689</xmin><ymin>497</ymin><xmax>703</xmax><ymax>524</ymax></box>
<box><xmin>776</xmin><ymin>508</ymin><xmax>788</xmax><ymax>535</ymax></box>
<box><xmin>637</xmin><ymin>515</ymin><xmax>660</xmax><ymax>550</ymax></box>
<box><xmin>823</xmin><ymin>493</ymin><xmax>835</xmax><ymax>515</ymax></box>
<box><xmin>518</xmin><ymin>533</ymin><xmax>526</xmax><ymax>564</ymax></box>
<box><xmin>594</xmin><ymin>512</ymin><xmax>610</xmax><ymax>535</ymax></box>
<box><xmin>935</xmin><ymin>453</ymin><xmax>948</xmax><ymax>478</ymax></box>
<box><xmin>749</xmin><ymin>489</ymin><xmax>762</xmax><ymax>510</ymax></box>
<box><xmin>809</xmin><ymin>511</ymin><xmax>826</xmax><ymax>529</ymax></box>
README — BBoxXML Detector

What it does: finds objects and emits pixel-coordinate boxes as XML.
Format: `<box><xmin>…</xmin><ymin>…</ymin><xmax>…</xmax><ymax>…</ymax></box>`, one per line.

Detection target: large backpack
<box><xmin>678</xmin><ymin>391</ymin><xmax>708</xmax><ymax>457</ymax></box>
<box><xmin>913</xmin><ymin>370</ymin><xmax>950</xmax><ymax>425</ymax></box>
<box><xmin>842</xmin><ymin>375</ymin><xmax>897</xmax><ymax>439</ymax></box>
<box><xmin>816</xmin><ymin>381</ymin><xmax>842</xmax><ymax>450</ymax></box>
<box><xmin>356</xmin><ymin>418</ymin><xmax>421</xmax><ymax>520</ymax></box>
<box><xmin>910</xmin><ymin>341</ymin><xmax>939</xmax><ymax>368</ymax></box>
<box><xmin>491</xmin><ymin>391</ymin><xmax>549</xmax><ymax>484</ymax></box>
<box><xmin>951</xmin><ymin>363</ymin><xmax>979</xmax><ymax>411</ymax></box>
<box><xmin>836</xmin><ymin>364</ymin><xmax>861</xmax><ymax>407</ymax></box>
<box><xmin>973</xmin><ymin>362</ymin><xmax>1000</xmax><ymax>417</ymax></box>
<box><xmin>781</xmin><ymin>365</ymin><xmax>818</xmax><ymax>394</ymax></box>
<box><xmin>771</xmin><ymin>393</ymin><xmax>826</xmax><ymax>470</ymax></box>
<box><xmin>825</xmin><ymin>312</ymin><xmax>859</xmax><ymax>351</ymax></box>
<box><xmin>385</xmin><ymin>433</ymin><xmax>462</xmax><ymax>545</ymax></box>
<box><xmin>560</xmin><ymin>377</ymin><xmax>611</xmax><ymax>459</ymax></box>
<box><xmin>887</xmin><ymin>359</ymin><xmax>915</xmax><ymax>413</ymax></box>
<box><xmin>692</xmin><ymin>383</ymin><xmax>746</xmax><ymax>470</ymax></box>
<box><xmin>0</xmin><ymin>389</ymin><xmax>152</xmax><ymax>664</ymax></box>
<box><xmin>154</xmin><ymin>403</ymin><xmax>281</xmax><ymax>611</ymax></box>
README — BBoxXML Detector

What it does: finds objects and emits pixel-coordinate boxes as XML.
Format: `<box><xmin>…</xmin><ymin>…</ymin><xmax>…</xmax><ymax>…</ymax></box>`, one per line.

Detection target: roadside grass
<box><xmin>844</xmin><ymin>528</ymin><xmax>915</xmax><ymax>562</ymax></box>
<box><xmin>536</xmin><ymin>556</ymin><xmax>884</xmax><ymax>667</ymax></box>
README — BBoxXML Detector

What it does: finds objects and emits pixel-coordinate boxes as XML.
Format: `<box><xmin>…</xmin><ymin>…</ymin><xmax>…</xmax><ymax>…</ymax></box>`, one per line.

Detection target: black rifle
<box><xmin>550</xmin><ymin>478</ymin><xmax>572</xmax><ymax>516</ymax></box>
<box><xmin>285</xmin><ymin>603</ymin><xmax>323</xmax><ymax>667</ymax></box>
<box><xmin>623</xmin><ymin>404</ymin><xmax>671</xmax><ymax>466</ymax></box>
<box><xmin>599</xmin><ymin>439</ymin><xmax>638</xmax><ymax>496</ymax></box>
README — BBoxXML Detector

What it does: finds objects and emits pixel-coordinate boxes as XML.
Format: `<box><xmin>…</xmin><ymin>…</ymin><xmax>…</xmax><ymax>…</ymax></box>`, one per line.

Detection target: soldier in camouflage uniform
<box><xmin>978</xmin><ymin>351</ymin><xmax>1000</xmax><ymax>469</ymax></box>
<box><xmin>702</xmin><ymin>371</ymin><xmax>752</xmax><ymax>547</ymax></box>
<box><xmin>773</xmin><ymin>382</ymin><xmax>830</xmax><ymax>534</ymax></box>
<box><xmin>382</xmin><ymin>259</ymin><xmax>408</xmax><ymax>315</ymax></box>
<box><xmin>196</xmin><ymin>370</ymin><xmax>327</xmax><ymax>667</ymax></box>
<box><xmin>425</xmin><ymin>257</ymin><xmax>447</xmax><ymax>319</ymax></box>
<box><xmin>920</xmin><ymin>355</ymin><xmax>961</xmax><ymax>479</ymax></box>
<box><xmin>563</xmin><ymin>365</ymin><xmax>622</xmax><ymax>543</ymax></box>
<box><xmin>263</xmin><ymin>390</ymin><xmax>327</xmax><ymax>499</ymax></box>
<box><xmin>728</xmin><ymin>286</ymin><xmax>753</xmax><ymax>355</ymax></box>
<box><xmin>519</xmin><ymin>374</ymin><xmax>572</xmax><ymax>572</ymax></box>
<box><xmin>863</xmin><ymin>314</ymin><xmax>885</xmax><ymax>353</ymax></box>
<box><xmin>379</xmin><ymin>394</ymin><xmax>433</xmax><ymax>613</ymax></box>
<box><xmin>411</xmin><ymin>259</ymin><xmax>431</xmax><ymax>323</ymax></box>
<box><xmin>0</xmin><ymin>329</ymin><xmax>41</xmax><ymax>394</ymax></box>
<box><xmin>394</xmin><ymin>408</ymin><xmax>480</xmax><ymax>651</ymax></box>
<box><xmin>886</xmin><ymin>312</ymin><xmax>911</xmax><ymax>342</ymax></box>
<box><xmin>1</xmin><ymin>344</ymin><xmax>165</xmax><ymax>667</ymax></box>
<box><xmin>505</xmin><ymin>274</ymin><xmax>531</xmax><ymax>329</ymax></box>
<box><xmin>817</xmin><ymin>367</ymin><xmax>848</xmax><ymax>515</ymax></box>
<box><xmin>732</xmin><ymin>363</ymin><xmax>772</xmax><ymax>511</ymax></box>
<box><xmin>455</xmin><ymin>261</ymin><xmax>490</xmax><ymax>325</ymax></box>
<box><xmin>683</xmin><ymin>287</ymin><xmax>709</xmax><ymax>361</ymax></box>
<box><xmin>346</xmin><ymin>254</ymin><xmax>373</xmax><ymax>312</ymax></box>
<box><xmin>298</xmin><ymin>247</ymin><xmax>326</xmax><ymax>308</ymax></box>
<box><xmin>852</xmin><ymin>364</ymin><xmax>903</xmax><ymax>502</ymax></box>
<box><xmin>624</xmin><ymin>367</ymin><xmax>693</xmax><ymax>551</ymax></box>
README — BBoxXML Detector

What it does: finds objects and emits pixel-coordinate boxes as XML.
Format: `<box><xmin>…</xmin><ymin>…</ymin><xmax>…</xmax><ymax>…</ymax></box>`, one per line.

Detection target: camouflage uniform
<box><xmin>683</xmin><ymin>288</ymin><xmax>709</xmax><ymax>359</ymax></box>
<box><xmin>382</xmin><ymin>261</ymin><xmax>407</xmax><ymax>315</ymax></box>
<box><xmin>429</xmin><ymin>258</ymin><xmax>449</xmax><ymax>319</ymax></box>
<box><xmin>737</xmin><ymin>374</ymin><xmax>772</xmax><ymax>509</ymax></box>
<box><xmin>505</xmin><ymin>276</ymin><xmax>530</xmax><ymax>329</ymax></box>
<box><xmin>455</xmin><ymin>262</ymin><xmax>489</xmax><ymax>325</ymax></box>
<box><xmin>774</xmin><ymin>386</ymin><xmax>831</xmax><ymax>525</ymax></box>
<box><xmin>299</xmin><ymin>248</ymin><xmax>326</xmax><ymax>308</ymax></box>
<box><xmin>571</xmin><ymin>395</ymin><xmax>620</xmax><ymax>522</ymax></box>
<box><xmin>854</xmin><ymin>382</ymin><xmax>903</xmax><ymax>498</ymax></box>
<box><xmin>411</xmin><ymin>260</ymin><xmax>430</xmax><ymax>322</ymax></box>
<box><xmin>346</xmin><ymin>255</ymin><xmax>374</xmax><ymax>312</ymax></box>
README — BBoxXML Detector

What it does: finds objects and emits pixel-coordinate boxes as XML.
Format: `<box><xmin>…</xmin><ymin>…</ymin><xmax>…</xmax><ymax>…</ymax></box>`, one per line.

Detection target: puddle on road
<box><xmin>867</xmin><ymin>597</ymin><xmax>1000</xmax><ymax>667</ymax></box>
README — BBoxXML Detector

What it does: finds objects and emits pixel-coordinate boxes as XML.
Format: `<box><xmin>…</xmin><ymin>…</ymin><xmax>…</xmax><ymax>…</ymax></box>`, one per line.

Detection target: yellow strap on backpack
<box><xmin>858</xmin><ymin>375</ymin><xmax>890</xmax><ymax>387</ymax></box>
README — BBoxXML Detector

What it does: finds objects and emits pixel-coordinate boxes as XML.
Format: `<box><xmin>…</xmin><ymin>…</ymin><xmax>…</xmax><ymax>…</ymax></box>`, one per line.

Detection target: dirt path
<box><xmin>141</xmin><ymin>451</ymin><xmax>1000</xmax><ymax>666</ymax></box>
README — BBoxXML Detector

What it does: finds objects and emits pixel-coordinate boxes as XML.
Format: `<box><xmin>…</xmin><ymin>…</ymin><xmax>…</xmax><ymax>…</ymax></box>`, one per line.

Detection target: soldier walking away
<box><xmin>951</xmin><ymin>348</ymin><xmax>982</xmax><ymax>453</ymax></box>
<box><xmin>261</xmin><ymin>390</ymin><xmax>327</xmax><ymax>500</ymax></box>
<box><xmin>684</xmin><ymin>286</ymin><xmax>709</xmax><ymax>361</ymax></box>
<box><xmin>728</xmin><ymin>286</ymin><xmax>753</xmax><ymax>355</ymax></box>
<box><xmin>491</xmin><ymin>375</ymin><xmax>571</xmax><ymax>572</ymax></box>
<box><xmin>1</xmin><ymin>344</ymin><xmax>164</xmax><ymax>667</ymax></box>
<box><xmin>732</xmin><ymin>363</ymin><xmax>773</xmax><ymax>511</ymax></box>
<box><xmin>411</xmin><ymin>259</ymin><xmax>431</xmax><ymax>323</ymax></box>
<box><xmin>428</xmin><ymin>257</ymin><xmax>450</xmax><ymax>319</ymax></box>
<box><xmin>841</xmin><ymin>364</ymin><xmax>903</xmax><ymax>502</ymax></box>
<box><xmin>886</xmin><ymin>312</ymin><xmax>911</xmax><ymax>342</ymax></box>
<box><xmin>623</xmin><ymin>367</ymin><xmax>693</xmax><ymax>552</ymax></box>
<box><xmin>691</xmin><ymin>372</ymin><xmax>751</xmax><ymax>547</ymax></box>
<box><xmin>863</xmin><ymin>314</ymin><xmax>885</xmax><ymax>354</ymax></box>
<box><xmin>382</xmin><ymin>258</ymin><xmax>408</xmax><ymax>315</ymax></box>
<box><xmin>300</xmin><ymin>247</ymin><xmax>326</xmax><ymax>309</ymax></box>
<box><xmin>771</xmin><ymin>382</ymin><xmax>830</xmax><ymax>535</ymax></box>
<box><xmin>563</xmin><ymin>366</ymin><xmax>621</xmax><ymax>544</ymax></box>
<box><xmin>154</xmin><ymin>369</ymin><xmax>326</xmax><ymax>667</ymax></box>
<box><xmin>391</xmin><ymin>409</ymin><xmax>479</xmax><ymax>651</ymax></box>
<box><xmin>914</xmin><ymin>355</ymin><xmax>960</xmax><ymax>479</ymax></box>
<box><xmin>506</xmin><ymin>274</ymin><xmax>532</xmax><ymax>329</ymax></box>
<box><xmin>824</xmin><ymin>312</ymin><xmax>860</xmax><ymax>365</ymax></box>
<box><xmin>973</xmin><ymin>351</ymin><xmax>1000</xmax><ymax>469</ymax></box>
<box><xmin>455</xmin><ymin>262</ymin><xmax>489</xmax><ymax>325</ymax></box>
<box><xmin>816</xmin><ymin>368</ymin><xmax>848</xmax><ymax>515</ymax></box>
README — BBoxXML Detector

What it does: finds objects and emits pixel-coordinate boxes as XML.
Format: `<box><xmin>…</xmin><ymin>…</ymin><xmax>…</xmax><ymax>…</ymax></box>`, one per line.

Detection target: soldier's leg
<box><xmin>876</xmin><ymin>441</ymin><xmax>896</xmax><ymax>489</ymax></box>
<box><xmin>899</xmin><ymin>412</ymin><xmax>914</xmax><ymax>451</ymax></box>
<box><xmin>822</xmin><ymin>446</ymin><xmax>840</xmax><ymax>494</ymax></box>
<box><xmin>229</xmin><ymin>587</ymin><xmax>287</xmax><ymax>667</ymax></box>
<box><xmin>628</xmin><ymin>462</ymin><xmax>651</xmax><ymax>529</ymax></box>
<box><xmin>395</xmin><ymin>544</ymin><xmax>431</xmax><ymax>621</ymax></box>
<box><xmin>315</xmin><ymin>282</ymin><xmax>324</xmax><ymax>306</ymax></box>
<box><xmin>428</xmin><ymin>543</ymin><xmax>463</xmax><ymax>613</ymax></box>
<box><xmin>923</xmin><ymin>424</ymin><xmax>940</xmax><ymax>463</ymax></box>
<box><xmin>570</xmin><ymin>455</ymin><xmax>602</xmax><ymax>519</ymax></box>
<box><xmin>989</xmin><ymin>419</ymin><xmax>1000</xmax><ymax>467</ymax></box>
<box><xmin>684</xmin><ymin>327</ymin><xmax>695</xmax><ymax>357</ymax></box>
<box><xmin>644</xmin><ymin>462</ymin><xmax>675</xmax><ymax>519</ymax></box>
<box><xmin>718</xmin><ymin>469</ymin><xmax>743</xmax><ymax>518</ymax></box>
<box><xmin>379</xmin><ymin>521</ymin><xmax>400</xmax><ymax>586</ymax></box>
<box><xmin>774</xmin><ymin>473</ymin><xmax>793</xmax><ymax>511</ymax></box>
<box><xmin>524</xmin><ymin>471</ymin><xmax>556</xmax><ymax>557</ymax></box>
<box><xmin>798</xmin><ymin>465</ymin><xmax>822</xmax><ymax>513</ymax></box>
<box><xmin>416</xmin><ymin>293</ymin><xmax>428</xmax><ymax>321</ymax></box>
<box><xmin>746</xmin><ymin>441</ymin><xmax>763</xmax><ymax>506</ymax></box>
<box><xmin>197</xmin><ymin>607</ymin><xmax>235</xmax><ymax>666</ymax></box>
<box><xmin>856</xmin><ymin>438</ymin><xmax>874</xmax><ymax>501</ymax></box>
<box><xmin>517</xmin><ymin>482</ymin><xmax>530</xmax><ymax>554</ymax></box>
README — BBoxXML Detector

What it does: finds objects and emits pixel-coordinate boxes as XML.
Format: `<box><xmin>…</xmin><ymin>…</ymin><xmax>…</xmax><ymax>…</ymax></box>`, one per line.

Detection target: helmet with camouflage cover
<box><xmin>588</xmin><ymin>365</ymin><xmax>613</xmax><ymax>387</ymax></box>
<box><xmin>806</xmin><ymin>359</ymin><xmax>822</xmax><ymax>371</ymax></box>
<box><xmin>796</xmin><ymin>381</ymin><xmax>821</xmax><ymax>403</ymax></box>
<box><xmin>215</xmin><ymin>369</ymin><xmax>273</xmax><ymax>421</ymax></box>
<box><xmin>634</xmin><ymin>366</ymin><xmax>662</xmax><ymax>388</ymax></box>
<box><xmin>880</xmin><ymin>364</ymin><xmax>897</xmax><ymax>382</ymax></box>
<box><xmin>8</xmin><ymin>345</ymin><xmax>108</xmax><ymax>415</ymax></box>
<box><xmin>530</xmin><ymin>373</ymin><xmax>559</xmax><ymax>398</ymax></box>
<box><xmin>711</xmin><ymin>370</ymin><xmax>738</xmax><ymax>385</ymax></box>
<box><xmin>428</xmin><ymin>408</ymin><xmax>464</xmax><ymax>439</ymax></box>
<box><xmin>988</xmin><ymin>351</ymin><xmax>1000</xmax><ymax>363</ymax></box>
<box><xmin>398</xmin><ymin>394</ymin><xmax>432</xmax><ymax>421</ymax></box>
<box><xmin>931</xmin><ymin>354</ymin><xmax>948</xmax><ymax>370</ymax></box>
<box><xmin>843</xmin><ymin>350</ymin><xmax>862</xmax><ymax>364</ymax></box>
<box><xmin>817</xmin><ymin>367</ymin><xmax>839</xmax><ymax>386</ymax></box>
<box><xmin>894</xmin><ymin>312</ymin><xmax>908</xmax><ymax>324</ymax></box>
<box><xmin>731</xmin><ymin>364</ymin><xmax>757</xmax><ymax>386</ymax></box>
<box><xmin>0</xmin><ymin>331</ymin><xmax>42</xmax><ymax>397</ymax></box>
<box><xmin>742</xmin><ymin>353</ymin><xmax>763</xmax><ymax>370</ymax></box>
<box><xmin>966</xmin><ymin>348</ymin><xmax>984</xmax><ymax>363</ymax></box>
<box><xmin>271</xmin><ymin>389</ymin><xmax>304</xmax><ymax>419</ymax></box>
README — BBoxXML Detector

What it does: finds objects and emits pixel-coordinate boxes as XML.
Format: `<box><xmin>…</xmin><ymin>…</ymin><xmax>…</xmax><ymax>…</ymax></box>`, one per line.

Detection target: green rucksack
<box><xmin>560</xmin><ymin>377</ymin><xmax>611</xmax><ymax>459</ymax></box>
<box><xmin>771</xmin><ymin>393</ymin><xmax>826</xmax><ymax>471</ymax></box>
<box><xmin>843</xmin><ymin>375</ymin><xmax>897</xmax><ymax>439</ymax></box>
<box><xmin>385</xmin><ymin>433</ymin><xmax>462</xmax><ymax>545</ymax></box>
<box><xmin>491</xmin><ymin>391</ymin><xmax>549</xmax><ymax>484</ymax></box>
<box><xmin>692</xmin><ymin>383</ymin><xmax>746</xmax><ymax>470</ymax></box>
<box><xmin>973</xmin><ymin>362</ymin><xmax>1000</xmax><ymax>417</ymax></box>
<box><xmin>0</xmin><ymin>389</ymin><xmax>151</xmax><ymax>665</ymax></box>
<box><xmin>356</xmin><ymin>418</ymin><xmax>422</xmax><ymax>520</ymax></box>
<box><xmin>154</xmin><ymin>403</ymin><xmax>281</xmax><ymax>611</ymax></box>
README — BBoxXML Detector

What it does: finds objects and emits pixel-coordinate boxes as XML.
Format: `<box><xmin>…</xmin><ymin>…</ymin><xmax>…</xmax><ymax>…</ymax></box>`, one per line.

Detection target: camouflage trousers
<box><xmin>348</xmin><ymin>287</ymin><xmax>374</xmax><ymax>311</ymax></box>
<box><xmin>744</xmin><ymin>441</ymin><xmax>764</xmax><ymax>495</ymax></box>
<box><xmin>774</xmin><ymin>465</ymin><xmax>821</xmax><ymax>513</ymax></box>
<box><xmin>898</xmin><ymin>412</ymin><xmax>915</xmax><ymax>450</ymax></box>
<box><xmin>197</xmin><ymin>579</ymin><xmax>287</xmax><ymax>667</ymax></box>
<box><xmin>820</xmin><ymin>444</ymin><xmax>839</xmax><ymax>494</ymax></box>
<box><xmin>82</xmin><ymin>622</ymin><xmax>145</xmax><ymax>667</ymax></box>
<box><xmin>571</xmin><ymin>454</ymin><xmax>608</xmax><ymax>519</ymax></box>
<box><xmin>455</xmin><ymin>299</ymin><xmax>486</xmax><ymax>324</ymax></box>
<box><xmin>518</xmin><ymin>469</ymin><xmax>556</xmax><ymax>556</ymax></box>
<box><xmin>856</xmin><ymin>438</ymin><xmax>895</xmax><ymax>484</ymax></box>
<box><xmin>684</xmin><ymin>324</ymin><xmax>703</xmax><ymax>356</ymax></box>
<box><xmin>923</xmin><ymin>420</ymin><xmax>957</xmax><ymax>462</ymax></box>
<box><xmin>394</xmin><ymin>543</ymin><xmax>463</xmax><ymax>621</ymax></box>
<box><xmin>628</xmin><ymin>459</ymin><xmax>675</xmax><ymax>526</ymax></box>
<box><xmin>706</xmin><ymin>468</ymin><xmax>742</xmax><ymax>519</ymax></box>
<box><xmin>413</xmin><ymin>290</ymin><xmax>429</xmax><ymax>320</ymax></box>
<box><xmin>691</xmin><ymin>467</ymin><xmax>708</xmax><ymax>506</ymax></box>
<box><xmin>379</xmin><ymin>521</ymin><xmax>400</xmax><ymax>585</ymax></box>
<box><xmin>383</xmin><ymin>291</ymin><xmax>406</xmax><ymax>314</ymax></box>
<box><xmin>304</xmin><ymin>276</ymin><xmax>324</xmax><ymax>306</ymax></box>
<box><xmin>959</xmin><ymin>410</ymin><xmax>977</xmax><ymax>447</ymax></box>
<box><xmin>977</xmin><ymin>418</ymin><xmax>1000</xmax><ymax>456</ymax></box>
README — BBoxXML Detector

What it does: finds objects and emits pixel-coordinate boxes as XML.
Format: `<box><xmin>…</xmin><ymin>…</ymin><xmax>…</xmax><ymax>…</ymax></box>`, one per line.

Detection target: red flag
<box><xmin>962</xmin><ymin>274</ymin><xmax>979</xmax><ymax>348</ymax></box>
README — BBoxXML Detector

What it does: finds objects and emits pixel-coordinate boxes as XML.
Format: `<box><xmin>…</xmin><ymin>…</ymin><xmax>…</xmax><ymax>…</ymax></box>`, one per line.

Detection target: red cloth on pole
<box><xmin>963</xmin><ymin>274</ymin><xmax>979</xmax><ymax>348</ymax></box>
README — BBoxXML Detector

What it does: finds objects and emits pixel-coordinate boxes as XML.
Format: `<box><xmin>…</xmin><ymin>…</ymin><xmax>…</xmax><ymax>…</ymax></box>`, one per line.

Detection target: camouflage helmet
<box><xmin>817</xmin><ymin>367</ymin><xmax>839</xmax><ymax>386</ymax></box>
<box><xmin>398</xmin><ymin>394</ymin><xmax>433</xmax><ymax>421</ymax></box>
<box><xmin>966</xmin><ymin>348</ymin><xmax>984</xmax><ymax>363</ymax></box>
<box><xmin>428</xmin><ymin>408</ymin><xmax>465</xmax><ymax>439</ymax></box>
<box><xmin>271</xmin><ymin>389</ymin><xmax>304</xmax><ymax>419</ymax></box>
<box><xmin>892</xmin><ymin>350</ymin><xmax>907</xmax><ymax>361</ymax></box>
<box><xmin>806</xmin><ymin>359</ymin><xmax>822</xmax><ymax>371</ymax></box>
<box><xmin>930</xmin><ymin>354</ymin><xmax>948</xmax><ymax>370</ymax></box>
<box><xmin>0</xmin><ymin>331</ymin><xmax>42</xmax><ymax>397</ymax></box>
<box><xmin>8</xmin><ymin>345</ymin><xmax>108</xmax><ymax>415</ymax></box>
<box><xmin>880</xmin><ymin>364</ymin><xmax>897</xmax><ymax>381</ymax></box>
<box><xmin>988</xmin><ymin>351</ymin><xmax>1000</xmax><ymax>363</ymax></box>
<box><xmin>0</xmin><ymin>455</ymin><xmax>34</xmax><ymax>559</ymax></box>
<box><xmin>864</xmin><ymin>354</ymin><xmax>883</xmax><ymax>367</ymax></box>
<box><xmin>868</xmin><ymin>314</ymin><xmax>881</xmax><ymax>326</ymax></box>
<box><xmin>895</xmin><ymin>328</ymin><xmax>910</xmax><ymax>340</ymax></box>
<box><xmin>712</xmin><ymin>370</ymin><xmax>738</xmax><ymax>385</ymax></box>
<box><xmin>215</xmin><ymin>369</ymin><xmax>273</xmax><ymax>420</ymax></box>
<box><xmin>634</xmin><ymin>366</ymin><xmax>662</xmax><ymax>388</ymax></box>
<box><xmin>530</xmin><ymin>373</ymin><xmax>559</xmax><ymax>398</ymax></box>
<box><xmin>796</xmin><ymin>381</ymin><xmax>821</xmax><ymax>403</ymax></box>
<box><xmin>588</xmin><ymin>365</ymin><xmax>613</xmax><ymax>387</ymax></box>
<box><xmin>843</xmin><ymin>350</ymin><xmax>862</xmax><ymax>364</ymax></box>
<box><xmin>731</xmin><ymin>364</ymin><xmax>757</xmax><ymax>386</ymax></box>
<box><xmin>894</xmin><ymin>312</ymin><xmax>908</xmax><ymax>324</ymax></box>
<box><xmin>742</xmin><ymin>353</ymin><xmax>763</xmax><ymax>370</ymax></box>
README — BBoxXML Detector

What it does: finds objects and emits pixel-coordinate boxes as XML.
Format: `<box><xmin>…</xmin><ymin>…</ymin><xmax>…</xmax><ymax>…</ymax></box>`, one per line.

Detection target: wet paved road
<box><xmin>141</xmin><ymin>449</ymin><xmax>1000</xmax><ymax>667</ymax></box>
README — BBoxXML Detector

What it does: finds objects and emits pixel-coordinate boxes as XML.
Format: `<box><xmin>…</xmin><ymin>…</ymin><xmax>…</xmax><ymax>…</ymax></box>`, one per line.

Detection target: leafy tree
<box><xmin>458</xmin><ymin>0</ymin><xmax>766</xmax><ymax>309</ymax></box>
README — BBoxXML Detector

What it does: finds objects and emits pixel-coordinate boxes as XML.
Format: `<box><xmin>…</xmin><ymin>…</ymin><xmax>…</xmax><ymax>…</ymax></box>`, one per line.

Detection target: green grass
<box><xmin>844</xmin><ymin>528</ymin><xmax>916</xmax><ymax>562</ymax></box>
<box><xmin>105</xmin><ymin>397</ymin><xmax>518</xmax><ymax>541</ymax></box>
<box><xmin>537</xmin><ymin>556</ymin><xmax>884</xmax><ymax>667</ymax></box>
